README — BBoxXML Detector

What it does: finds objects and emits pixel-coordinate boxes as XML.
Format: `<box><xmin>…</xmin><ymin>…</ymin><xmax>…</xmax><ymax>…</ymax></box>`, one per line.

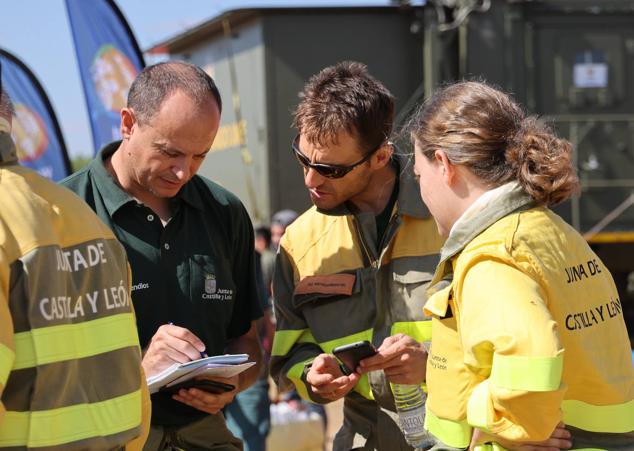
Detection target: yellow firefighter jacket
<box><xmin>0</xmin><ymin>163</ymin><xmax>150</xmax><ymax>450</ymax></box>
<box><xmin>424</xmin><ymin>182</ymin><xmax>634</xmax><ymax>450</ymax></box>
<box><xmin>270</xmin><ymin>155</ymin><xmax>444</xmax><ymax>450</ymax></box>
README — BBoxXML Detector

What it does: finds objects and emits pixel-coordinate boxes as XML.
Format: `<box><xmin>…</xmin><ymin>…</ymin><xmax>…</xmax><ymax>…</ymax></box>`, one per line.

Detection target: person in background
<box><xmin>225</xmin><ymin>246</ymin><xmax>273</xmax><ymax>451</ymax></box>
<box><xmin>253</xmin><ymin>225</ymin><xmax>277</xmax><ymax>357</ymax></box>
<box><xmin>62</xmin><ymin>61</ymin><xmax>263</xmax><ymax>450</ymax></box>
<box><xmin>270</xmin><ymin>209</ymin><xmax>298</xmax><ymax>251</ymax></box>
<box><xmin>255</xmin><ymin>225</ymin><xmax>273</xmax><ymax>253</ymax></box>
<box><xmin>411</xmin><ymin>80</ymin><xmax>633</xmax><ymax>450</ymax></box>
<box><xmin>0</xmin><ymin>84</ymin><xmax>150</xmax><ymax>449</ymax></box>
<box><xmin>224</xmin><ymin>214</ymin><xmax>307</xmax><ymax>450</ymax></box>
<box><xmin>255</xmin><ymin>225</ymin><xmax>276</xmax><ymax>299</ymax></box>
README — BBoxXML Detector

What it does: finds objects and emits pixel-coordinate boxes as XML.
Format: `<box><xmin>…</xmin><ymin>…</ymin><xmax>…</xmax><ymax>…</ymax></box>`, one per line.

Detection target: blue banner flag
<box><xmin>66</xmin><ymin>0</ymin><xmax>145</xmax><ymax>154</ymax></box>
<box><xmin>0</xmin><ymin>49</ymin><xmax>71</xmax><ymax>180</ymax></box>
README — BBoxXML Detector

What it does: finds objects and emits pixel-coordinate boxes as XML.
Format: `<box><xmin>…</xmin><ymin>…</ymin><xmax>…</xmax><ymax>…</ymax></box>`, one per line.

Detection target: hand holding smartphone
<box><xmin>332</xmin><ymin>340</ymin><xmax>377</xmax><ymax>375</ymax></box>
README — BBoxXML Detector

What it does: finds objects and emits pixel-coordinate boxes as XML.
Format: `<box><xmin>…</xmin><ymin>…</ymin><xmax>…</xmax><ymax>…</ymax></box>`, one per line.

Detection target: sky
<box><xmin>0</xmin><ymin>0</ymin><xmax>401</xmax><ymax>159</ymax></box>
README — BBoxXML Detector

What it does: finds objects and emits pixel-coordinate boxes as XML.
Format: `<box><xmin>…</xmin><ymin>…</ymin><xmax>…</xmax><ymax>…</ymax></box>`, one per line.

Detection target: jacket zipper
<box><xmin>378</xmin><ymin>213</ymin><xmax>399</xmax><ymax>267</ymax></box>
<box><xmin>353</xmin><ymin>213</ymin><xmax>399</xmax><ymax>271</ymax></box>
<box><xmin>353</xmin><ymin>217</ymin><xmax>379</xmax><ymax>269</ymax></box>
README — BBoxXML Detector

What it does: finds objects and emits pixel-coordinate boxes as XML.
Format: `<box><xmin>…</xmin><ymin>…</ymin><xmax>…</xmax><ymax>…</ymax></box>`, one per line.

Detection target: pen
<box><xmin>168</xmin><ymin>322</ymin><xmax>208</xmax><ymax>359</ymax></box>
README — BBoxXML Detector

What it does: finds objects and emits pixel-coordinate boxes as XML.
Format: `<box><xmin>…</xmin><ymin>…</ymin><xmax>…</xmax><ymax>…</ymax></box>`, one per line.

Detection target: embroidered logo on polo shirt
<box><xmin>205</xmin><ymin>274</ymin><xmax>216</xmax><ymax>294</ymax></box>
<box><xmin>202</xmin><ymin>274</ymin><xmax>234</xmax><ymax>301</ymax></box>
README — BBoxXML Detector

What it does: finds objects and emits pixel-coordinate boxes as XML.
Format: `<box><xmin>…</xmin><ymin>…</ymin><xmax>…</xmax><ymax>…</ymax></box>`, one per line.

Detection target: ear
<box><xmin>120</xmin><ymin>108</ymin><xmax>136</xmax><ymax>140</ymax></box>
<box><xmin>373</xmin><ymin>143</ymin><xmax>394</xmax><ymax>169</ymax></box>
<box><xmin>434</xmin><ymin>149</ymin><xmax>456</xmax><ymax>185</ymax></box>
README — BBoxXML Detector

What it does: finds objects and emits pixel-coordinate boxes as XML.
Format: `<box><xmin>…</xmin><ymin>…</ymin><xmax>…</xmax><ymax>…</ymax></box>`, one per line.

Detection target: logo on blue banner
<box><xmin>66</xmin><ymin>0</ymin><xmax>145</xmax><ymax>154</ymax></box>
<box><xmin>13</xmin><ymin>103</ymin><xmax>49</xmax><ymax>162</ymax></box>
<box><xmin>0</xmin><ymin>49</ymin><xmax>71</xmax><ymax>180</ymax></box>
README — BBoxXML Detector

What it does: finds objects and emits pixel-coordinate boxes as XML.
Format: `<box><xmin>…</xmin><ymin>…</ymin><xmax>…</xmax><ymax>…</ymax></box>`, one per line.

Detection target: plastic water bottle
<box><xmin>392</xmin><ymin>383</ymin><xmax>434</xmax><ymax>449</ymax></box>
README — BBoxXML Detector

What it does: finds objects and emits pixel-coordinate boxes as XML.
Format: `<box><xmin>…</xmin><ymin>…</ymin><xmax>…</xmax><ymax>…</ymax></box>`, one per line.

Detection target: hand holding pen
<box><xmin>142</xmin><ymin>322</ymin><xmax>208</xmax><ymax>377</ymax></box>
<box><xmin>169</xmin><ymin>322</ymin><xmax>208</xmax><ymax>359</ymax></box>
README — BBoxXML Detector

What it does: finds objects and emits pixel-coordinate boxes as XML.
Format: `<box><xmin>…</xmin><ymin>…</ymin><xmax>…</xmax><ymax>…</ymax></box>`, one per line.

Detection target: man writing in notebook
<box><xmin>62</xmin><ymin>61</ymin><xmax>263</xmax><ymax>450</ymax></box>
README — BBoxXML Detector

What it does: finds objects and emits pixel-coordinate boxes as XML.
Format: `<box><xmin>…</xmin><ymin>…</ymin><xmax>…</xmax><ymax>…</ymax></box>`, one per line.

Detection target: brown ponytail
<box><xmin>506</xmin><ymin>117</ymin><xmax>579</xmax><ymax>205</ymax></box>
<box><xmin>408</xmin><ymin>81</ymin><xmax>580</xmax><ymax>206</ymax></box>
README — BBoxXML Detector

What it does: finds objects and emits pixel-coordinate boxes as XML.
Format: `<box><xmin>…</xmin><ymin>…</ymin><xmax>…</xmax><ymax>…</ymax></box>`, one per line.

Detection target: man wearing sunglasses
<box><xmin>270</xmin><ymin>61</ymin><xmax>444</xmax><ymax>451</ymax></box>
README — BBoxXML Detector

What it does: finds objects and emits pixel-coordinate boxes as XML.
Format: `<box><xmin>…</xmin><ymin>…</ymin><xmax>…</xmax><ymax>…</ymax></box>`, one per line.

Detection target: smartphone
<box><xmin>332</xmin><ymin>340</ymin><xmax>377</xmax><ymax>375</ymax></box>
<box><xmin>162</xmin><ymin>379</ymin><xmax>235</xmax><ymax>394</ymax></box>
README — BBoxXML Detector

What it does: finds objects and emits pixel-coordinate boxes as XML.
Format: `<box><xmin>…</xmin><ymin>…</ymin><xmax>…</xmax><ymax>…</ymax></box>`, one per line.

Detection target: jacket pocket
<box><xmin>391</xmin><ymin>257</ymin><xmax>434</xmax><ymax>321</ymax></box>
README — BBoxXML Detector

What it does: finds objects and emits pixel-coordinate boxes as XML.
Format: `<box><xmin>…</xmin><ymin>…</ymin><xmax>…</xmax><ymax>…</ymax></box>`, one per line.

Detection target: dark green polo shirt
<box><xmin>61</xmin><ymin>142</ymin><xmax>262</xmax><ymax>426</ymax></box>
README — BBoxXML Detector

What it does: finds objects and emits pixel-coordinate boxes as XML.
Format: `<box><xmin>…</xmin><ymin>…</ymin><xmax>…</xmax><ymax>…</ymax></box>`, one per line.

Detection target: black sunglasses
<box><xmin>291</xmin><ymin>135</ymin><xmax>384</xmax><ymax>179</ymax></box>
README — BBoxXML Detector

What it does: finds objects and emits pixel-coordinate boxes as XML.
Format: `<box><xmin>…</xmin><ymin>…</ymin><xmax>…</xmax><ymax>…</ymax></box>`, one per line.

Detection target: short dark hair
<box><xmin>255</xmin><ymin>226</ymin><xmax>271</xmax><ymax>247</ymax></box>
<box><xmin>294</xmin><ymin>61</ymin><xmax>394</xmax><ymax>154</ymax></box>
<box><xmin>127</xmin><ymin>61</ymin><xmax>222</xmax><ymax>124</ymax></box>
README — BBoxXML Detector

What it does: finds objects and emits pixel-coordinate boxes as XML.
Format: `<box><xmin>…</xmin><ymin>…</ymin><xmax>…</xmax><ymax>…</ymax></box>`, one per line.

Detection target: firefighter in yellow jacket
<box><xmin>270</xmin><ymin>62</ymin><xmax>445</xmax><ymax>450</ymax></box>
<box><xmin>0</xmin><ymin>87</ymin><xmax>150</xmax><ymax>448</ymax></box>
<box><xmin>409</xmin><ymin>81</ymin><xmax>634</xmax><ymax>450</ymax></box>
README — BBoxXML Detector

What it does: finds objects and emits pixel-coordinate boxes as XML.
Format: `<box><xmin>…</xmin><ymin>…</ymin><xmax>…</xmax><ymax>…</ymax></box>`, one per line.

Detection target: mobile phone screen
<box><xmin>333</xmin><ymin>340</ymin><xmax>377</xmax><ymax>375</ymax></box>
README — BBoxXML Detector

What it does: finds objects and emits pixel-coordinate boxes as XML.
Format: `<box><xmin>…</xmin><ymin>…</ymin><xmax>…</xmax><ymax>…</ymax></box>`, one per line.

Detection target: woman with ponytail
<box><xmin>409</xmin><ymin>81</ymin><xmax>634</xmax><ymax>450</ymax></box>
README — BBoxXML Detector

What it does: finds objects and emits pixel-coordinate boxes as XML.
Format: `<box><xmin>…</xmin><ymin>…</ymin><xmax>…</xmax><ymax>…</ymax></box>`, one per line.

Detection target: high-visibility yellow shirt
<box><xmin>271</xmin><ymin>154</ymin><xmax>444</xmax><ymax>450</ymax></box>
<box><xmin>424</xmin><ymin>183</ymin><xmax>634</xmax><ymax>450</ymax></box>
<box><xmin>0</xmin><ymin>164</ymin><xmax>150</xmax><ymax>450</ymax></box>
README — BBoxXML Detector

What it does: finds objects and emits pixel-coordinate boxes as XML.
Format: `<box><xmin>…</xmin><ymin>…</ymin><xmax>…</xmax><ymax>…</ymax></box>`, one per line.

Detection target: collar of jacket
<box><xmin>316</xmin><ymin>150</ymin><xmax>431</xmax><ymax>219</ymax></box>
<box><xmin>0</xmin><ymin>131</ymin><xmax>18</xmax><ymax>166</ymax></box>
<box><xmin>430</xmin><ymin>182</ymin><xmax>534</xmax><ymax>288</ymax></box>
